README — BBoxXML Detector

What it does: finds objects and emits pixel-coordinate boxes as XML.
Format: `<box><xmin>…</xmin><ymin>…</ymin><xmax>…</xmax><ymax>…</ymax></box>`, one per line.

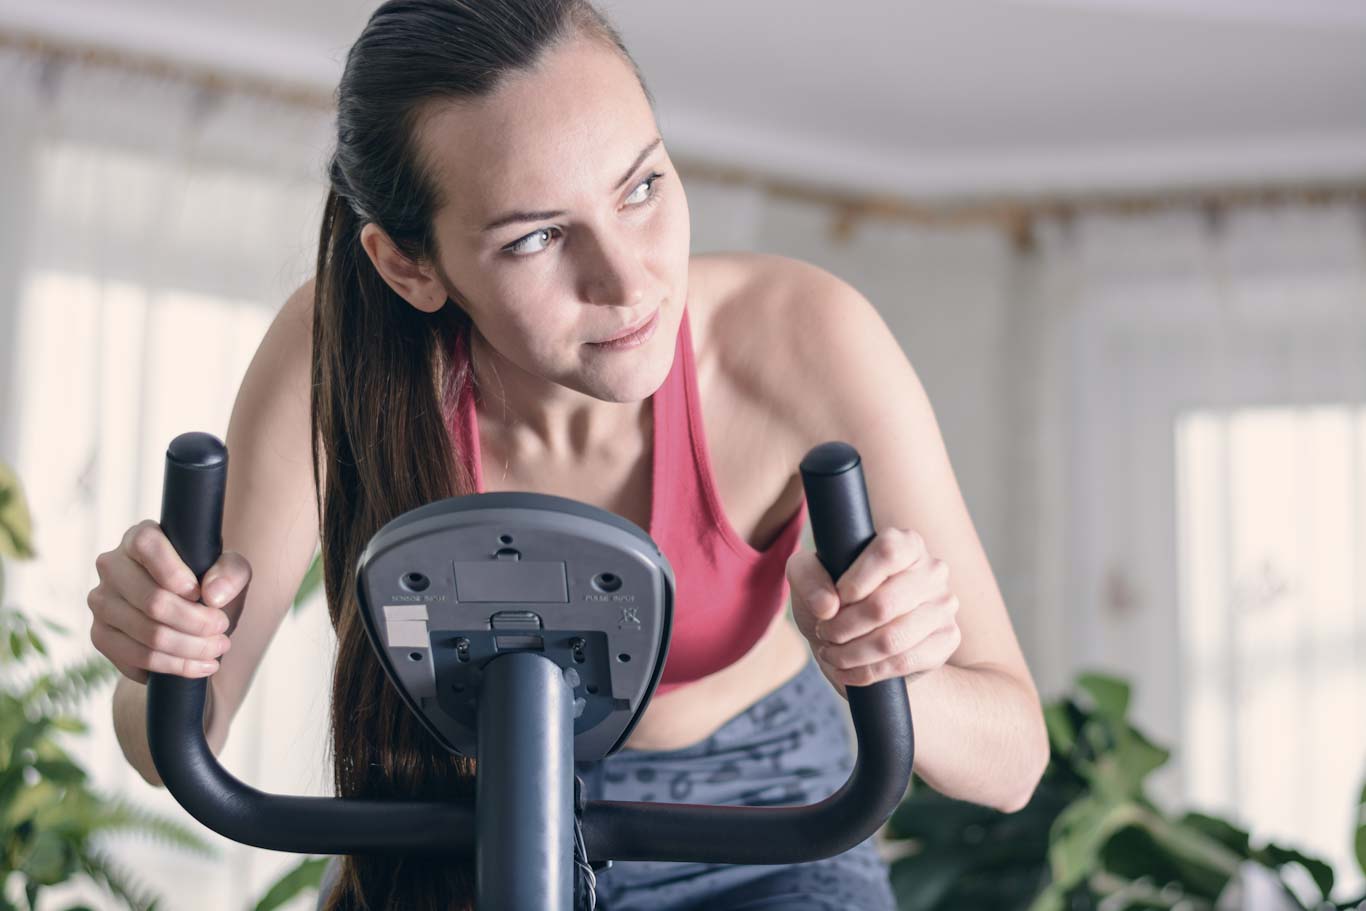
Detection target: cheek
<box><xmin>662</xmin><ymin>189</ymin><xmax>690</xmax><ymax>256</ymax></box>
<box><xmin>469</xmin><ymin>278</ymin><xmax>564</xmax><ymax>348</ymax></box>
<box><xmin>651</xmin><ymin>195</ymin><xmax>691</xmax><ymax>284</ymax></box>
<box><xmin>482</xmin><ymin>271</ymin><xmax>568</xmax><ymax>336</ymax></box>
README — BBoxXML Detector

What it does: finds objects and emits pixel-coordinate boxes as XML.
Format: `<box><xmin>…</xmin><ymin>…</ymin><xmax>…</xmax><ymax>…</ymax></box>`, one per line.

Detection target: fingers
<box><xmin>824</xmin><ymin>623</ymin><xmax>963</xmax><ymax>687</ymax></box>
<box><xmin>86</xmin><ymin>583</ymin><xmax>230</xmax><ymax>680</ymax></box>
<box><xmin>94</xmin><ymin>588</ymin><xmax>230</xmax><ymax>662</ymax></box>
<box><xmin>831</xmin><ymin>528</ymin><xmax>928</xmax><ymax>605</ymax></box>
<box><xmin>816</xmin><ymin>558</ymin><xmax>951</xmax><ymax>645</ymax></box>
<box><xmin>91</xmin><ymin>618</ymin><xmax>223</xmax><ymax>680</ymax></box>
<box><xmin>121</xmin><ymin>519</ymin><xmax>201</xmax><ymax>601</ymax></box>
<box><xmin>88</xmin><ymin>520</ymin><xmax>246</xmax><ymax>683</ymax></box>
<box><xmin>790</xmin><ymin>527</ymin><xmax>960</xmax><ymax>691</ymax></box>
<box><xmin>815</xmin><ymin>592</ymin><xmax>960</xmax><ymax>671</ymax></box>
<box><xmin>95</xmin><ymin>546</ymin><xmax>227</xmax><ymax>638</ymax></box>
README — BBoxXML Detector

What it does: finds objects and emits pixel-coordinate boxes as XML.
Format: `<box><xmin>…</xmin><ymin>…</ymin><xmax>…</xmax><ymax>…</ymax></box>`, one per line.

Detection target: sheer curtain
<box><xmin>1020</xmin><ymin>203</ymin><xmax>1366</xmax><ymax>902</ymax></box>
<box><xmin>0</xmin><ymin>44</ymin><xmax>338</xmax><ymax>909</ymax></box>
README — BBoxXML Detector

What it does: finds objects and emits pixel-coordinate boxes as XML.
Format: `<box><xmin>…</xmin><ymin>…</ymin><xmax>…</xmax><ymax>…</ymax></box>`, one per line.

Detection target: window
<box><xmin>1176</xmin><ymin>405</ymin><xmax>1365</xmax><ymax>900</ymax></box>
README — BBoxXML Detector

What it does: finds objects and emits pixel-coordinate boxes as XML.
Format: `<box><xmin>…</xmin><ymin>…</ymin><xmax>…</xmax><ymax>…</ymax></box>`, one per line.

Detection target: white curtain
<box><xmin>2</xmin><ymin>35</ymin><xmax>1365</xmax><ymax>910</ymax></box>
<box><xmin>0</xmin><ymin>43</ymin><xmax>338</xmax><ymax>910</ymax></box>
<box><xmin>1020</xmin><ymin>204</ymin><xmax>1366</xmax><ymax>902</ymax></box>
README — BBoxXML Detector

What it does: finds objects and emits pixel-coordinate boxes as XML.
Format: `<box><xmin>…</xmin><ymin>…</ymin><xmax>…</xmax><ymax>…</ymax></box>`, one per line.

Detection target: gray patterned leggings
<box><xmin>315</xmin><ymin>658</ymin><xmax>897</xmax><ymax>910</ymax></box>
<box><xmin>572</xmin><ymin>656</ymin><xmax>897</xmax><ymax>911</ymax></box>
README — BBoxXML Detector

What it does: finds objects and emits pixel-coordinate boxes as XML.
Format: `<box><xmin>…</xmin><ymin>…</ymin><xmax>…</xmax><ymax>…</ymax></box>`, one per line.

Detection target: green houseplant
<box><xmin>885</xmin><ymin>669</ymin><xmax>1366</xmax><ymax>911</ymax></box>
<box><xmin>0</xmin><ymin>462</ymin><xmax>216</xmax><ymax>910</ymax></box>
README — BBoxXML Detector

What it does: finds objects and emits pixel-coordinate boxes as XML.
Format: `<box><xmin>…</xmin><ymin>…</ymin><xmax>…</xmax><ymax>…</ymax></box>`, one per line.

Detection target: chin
<box><xmin>601</xmin><ymin>367</ymin><xmax>666</xmax><ymax>404</ymax></box>
<box><xmin>584</xmin><ymin>334</ymin><xmax>674</xmax><ymax>404</ymax></box>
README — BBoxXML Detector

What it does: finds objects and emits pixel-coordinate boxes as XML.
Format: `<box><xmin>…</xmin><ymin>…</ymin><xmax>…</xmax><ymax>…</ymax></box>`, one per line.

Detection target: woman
<box><xmin>91</xmin><ymin>1</ymin><xmax>1050</xmax><ymax>908</ymax></box>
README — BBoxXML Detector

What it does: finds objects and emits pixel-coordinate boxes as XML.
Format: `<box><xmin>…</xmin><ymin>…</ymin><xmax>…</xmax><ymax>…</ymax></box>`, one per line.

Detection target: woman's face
<box><xmin>417</xmin><ymin>37</ymin><xmax>691</xmax><ymax>404</ymax></box>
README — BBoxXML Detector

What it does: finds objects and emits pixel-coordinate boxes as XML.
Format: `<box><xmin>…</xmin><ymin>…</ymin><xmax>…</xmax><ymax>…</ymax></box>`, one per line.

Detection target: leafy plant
<box><xmin>291</xmin><ymin>554</ymin><xmax>322</xmax><ymax>614</ymax></box>
<box><xmin>885</xmin><ymin>671</ymin><xmax>1366</xmax><ymax>911</ymax></box>
<box><xmin>0</xmin><ymin>462</ymin><xmax>216</xmax><ymax>911</ymax></box>
<box><xmin>247</xmin><ymin>856</ymin><xmax>330</xmax><ymax>911</ymax></box>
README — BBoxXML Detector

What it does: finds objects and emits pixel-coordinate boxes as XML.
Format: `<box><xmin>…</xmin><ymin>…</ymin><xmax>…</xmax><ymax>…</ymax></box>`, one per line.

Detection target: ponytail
<box><xmin>312</xmin><ymin>182</ymin><xmax>478</xmax><ymax>910</ymax></box>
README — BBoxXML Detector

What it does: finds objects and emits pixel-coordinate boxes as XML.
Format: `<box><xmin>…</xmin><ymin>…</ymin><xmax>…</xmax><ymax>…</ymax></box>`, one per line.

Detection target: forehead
<box><xmin>415</xmin><ymin>40</ymin><xmax>656</xmax><ymax>231</ymax></box>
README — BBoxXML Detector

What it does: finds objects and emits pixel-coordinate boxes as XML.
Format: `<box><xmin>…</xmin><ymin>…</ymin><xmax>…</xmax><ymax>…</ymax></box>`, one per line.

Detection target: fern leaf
<box><xmin>84</xmin><ymin>791</ymin><xmax>218</xmax><ymax>859</ymax></box>
<box><xmin>77</xmin><ymin>846</ymin><xmax>164</xmax><ymax>911</ymax></box>
<box><xmin>21</xmin><ymin>655</ymin><xmax>119</xmax><ymax>717</ymax></box>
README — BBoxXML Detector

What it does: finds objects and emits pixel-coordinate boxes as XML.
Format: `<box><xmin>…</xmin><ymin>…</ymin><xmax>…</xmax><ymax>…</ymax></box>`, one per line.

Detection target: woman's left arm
<box><xmin>775</xmin><ymin>258</ymin><xmax>1049</xmax><ymax>814</ymax></box>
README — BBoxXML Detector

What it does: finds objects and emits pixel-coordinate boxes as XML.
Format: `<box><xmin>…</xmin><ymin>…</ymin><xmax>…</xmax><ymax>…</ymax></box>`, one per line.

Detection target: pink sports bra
<box><xmin>446</xmin><ymin>304</ymin><xmax>806</xmax><ymax>694</ymax></box>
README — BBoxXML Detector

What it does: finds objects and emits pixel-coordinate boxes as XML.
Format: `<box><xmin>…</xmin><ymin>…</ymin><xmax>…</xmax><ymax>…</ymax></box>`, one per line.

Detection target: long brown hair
<box><xmin>309</xmin><ymin>1</ymin><xmax>653</xmax><ymax>906</ymax></box>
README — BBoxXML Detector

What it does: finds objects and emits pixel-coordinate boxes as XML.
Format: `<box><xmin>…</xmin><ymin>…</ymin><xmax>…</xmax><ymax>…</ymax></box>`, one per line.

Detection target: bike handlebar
<box><xmin>146</xmin><ymin>432</ymin><xmax>914</xmax><ymax>863</ymax></box>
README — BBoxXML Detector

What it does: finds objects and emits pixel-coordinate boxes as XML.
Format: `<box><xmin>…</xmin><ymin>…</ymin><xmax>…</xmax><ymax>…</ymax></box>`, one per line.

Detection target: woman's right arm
<box><xmin>101</xmin><ymin>276</ymin><xmax>321</xmax><ymax>787</ymax></box>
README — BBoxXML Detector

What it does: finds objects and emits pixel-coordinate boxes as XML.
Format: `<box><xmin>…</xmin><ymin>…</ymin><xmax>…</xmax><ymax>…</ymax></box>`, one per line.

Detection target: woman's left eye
<box><xmin>625</xmin><ymin>172</ymin><xmax>665</xmax><ymax>206</ymax></box>
<box><xmin>501</xmin><ymin>173</ymin><xmax>666</xmax><ymax>258</ymax></box>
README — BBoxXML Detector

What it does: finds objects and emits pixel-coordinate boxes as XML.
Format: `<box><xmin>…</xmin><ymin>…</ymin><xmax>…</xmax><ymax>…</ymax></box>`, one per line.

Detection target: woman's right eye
<box><xmin>504</xmin><ymin>227</ymin><xmax>561</xmax><ymax>257</ymax></box>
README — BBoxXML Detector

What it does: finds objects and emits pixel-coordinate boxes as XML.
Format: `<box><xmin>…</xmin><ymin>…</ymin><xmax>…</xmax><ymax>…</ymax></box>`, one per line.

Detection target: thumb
<box><xmin>786</xmin><ymin>550</ymin><xmax>841</xmax><ymax>641</ymax></box>
<box><xmin>201</xmin><ymin>551</ymin><xmax>252</xmax><ymax>608</ymax></box>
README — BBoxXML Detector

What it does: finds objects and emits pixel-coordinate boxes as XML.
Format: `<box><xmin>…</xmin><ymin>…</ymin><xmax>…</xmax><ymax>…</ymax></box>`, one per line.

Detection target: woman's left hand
<box><xmin>787</xmin><ymin>527</ymin><xmax>962</xmax><ymax>697</ymax></box>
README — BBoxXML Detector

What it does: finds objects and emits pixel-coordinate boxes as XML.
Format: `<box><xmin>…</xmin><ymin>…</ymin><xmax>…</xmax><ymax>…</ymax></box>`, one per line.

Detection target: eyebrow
<box><xmin>480</xmin><ymin>136</ymin><xmax>663</xmax><ymax>233</ymax></box>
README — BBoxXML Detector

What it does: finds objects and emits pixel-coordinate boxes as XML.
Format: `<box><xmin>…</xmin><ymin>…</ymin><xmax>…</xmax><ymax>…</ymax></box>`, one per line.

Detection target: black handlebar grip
<box><xmin>146</xmin><ymin>433</ymin><xmax>227</xmax><ymax>792</ymax></box>
<box><xmin>799</xmin><ymin>441</ymin><xmax>877</xmax><ymax>582</ymax></box>
<box><xmin>798</xmin><ymin>442</ymin><xmax>914</xmax><ymax>819</ymax></box>
<box><xmin>160</xmin><ymin>432</ymin><xmax>228</xmax><ymax>578</ymax></box>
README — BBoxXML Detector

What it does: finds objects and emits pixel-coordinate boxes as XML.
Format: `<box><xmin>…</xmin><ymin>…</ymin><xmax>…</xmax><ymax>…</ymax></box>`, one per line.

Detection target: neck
<box><xmin>467</xmin><ymin>327</ymin><xmax>646</xmax><ymax>461</ymax></box>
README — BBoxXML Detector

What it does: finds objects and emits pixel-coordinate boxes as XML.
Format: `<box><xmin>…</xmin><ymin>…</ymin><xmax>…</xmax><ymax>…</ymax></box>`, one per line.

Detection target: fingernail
<box><xmin>204</xmin><ymin>580</ymin><xmax>228</xmax><ymax>606</ymax></box>
<box><xmin>194</xmin><ymin>661</ymin><xmax>218</xmax><ymax>674</ymax></box>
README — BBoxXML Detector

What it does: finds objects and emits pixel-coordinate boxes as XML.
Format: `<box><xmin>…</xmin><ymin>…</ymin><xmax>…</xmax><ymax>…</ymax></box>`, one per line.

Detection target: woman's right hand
<box><xmin>89</xmin><ymin>519</ymin><xmax>251</xmax><ymax>684</ymax></box>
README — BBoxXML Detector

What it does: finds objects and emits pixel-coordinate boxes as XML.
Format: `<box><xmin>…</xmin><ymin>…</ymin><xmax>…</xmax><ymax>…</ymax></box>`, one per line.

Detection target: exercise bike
<box><xmin>146</xmin><ymin>432</ymin><xmax>914</xmax><ymax>910</ymax></box>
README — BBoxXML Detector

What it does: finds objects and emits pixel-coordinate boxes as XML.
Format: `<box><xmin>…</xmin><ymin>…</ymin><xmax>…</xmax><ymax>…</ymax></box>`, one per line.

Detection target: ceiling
<box><xmin>3</xmin><ymin>0</ymin><xmax>1363</xmax><ymax>198</ymax></box>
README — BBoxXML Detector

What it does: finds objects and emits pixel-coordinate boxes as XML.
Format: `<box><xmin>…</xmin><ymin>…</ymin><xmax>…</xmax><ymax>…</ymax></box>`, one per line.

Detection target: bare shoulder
<box><xmin>687</xmin><ymin>250</ymin><xmax>831</xmax><ymax>392</ymax></box>
<box><xmin>244</xmin><ymin>276</ymin><xmax>315</xmax><ymax>428</ymax></box>
<box><xmin>282</xmin><ymin>274</ymin><xmax>317</xmax><ymax>330</ymax></box>
<box><xmin>688</xmin><ymin>251</ymin><xmax>869</xmax><ymax>448</ymax></box>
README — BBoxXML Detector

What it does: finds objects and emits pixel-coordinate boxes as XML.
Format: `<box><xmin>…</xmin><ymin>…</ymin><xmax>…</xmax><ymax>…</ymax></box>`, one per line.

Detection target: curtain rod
<box><xmin>0</xmin><ymin>28</ymin><xmax>334</xmax><ymax>109</ymax></box>
<box><xmin>678</xmin><ymin>159</ymin><xmax>1366</xmax><ymax>248</ymax></box>
<box><xmin>4</xmin><ymin>25</ymin><xmax>1364</xmax><ymax>247</ymax></box>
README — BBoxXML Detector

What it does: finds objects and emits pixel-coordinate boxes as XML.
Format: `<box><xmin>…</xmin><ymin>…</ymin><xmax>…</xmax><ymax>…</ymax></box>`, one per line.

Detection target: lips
<box><xmin>593</xmin><ymin>308</ymin><xmax>658</xmax><ymax>344</ymax></box>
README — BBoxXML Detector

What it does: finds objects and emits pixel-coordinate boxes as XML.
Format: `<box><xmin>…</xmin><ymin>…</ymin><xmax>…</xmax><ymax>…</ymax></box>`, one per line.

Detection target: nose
<box><xmin>578</xmin><ymin>224</ymin><xmax>649</xmax><ymax>310</ymax></box>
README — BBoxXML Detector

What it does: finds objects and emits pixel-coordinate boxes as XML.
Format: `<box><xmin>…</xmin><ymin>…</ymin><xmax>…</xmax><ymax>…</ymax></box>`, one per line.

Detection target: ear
<box><xmin>359</xmin><ymin>222</ymin><xmax>448</xmax><ymax>314</ymax></box>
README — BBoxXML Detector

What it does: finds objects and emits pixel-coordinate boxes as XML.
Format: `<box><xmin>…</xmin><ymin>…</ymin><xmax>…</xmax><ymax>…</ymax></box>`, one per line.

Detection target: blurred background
<box><xmin>0</xmin><ymin>1</ymin><xmax>1363</xmax><ymax>908</ymax></box>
